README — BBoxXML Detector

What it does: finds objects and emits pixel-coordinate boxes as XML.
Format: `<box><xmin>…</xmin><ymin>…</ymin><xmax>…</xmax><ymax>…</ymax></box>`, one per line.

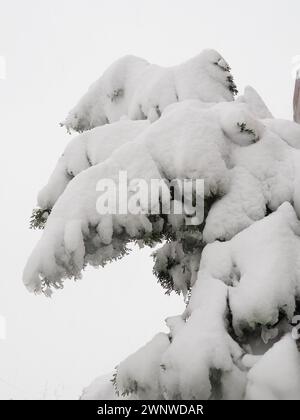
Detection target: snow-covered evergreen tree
<box><xmin>24</xmin><ymin>49</ymin><xmax>300</xmax><ymax>400</ymax></box>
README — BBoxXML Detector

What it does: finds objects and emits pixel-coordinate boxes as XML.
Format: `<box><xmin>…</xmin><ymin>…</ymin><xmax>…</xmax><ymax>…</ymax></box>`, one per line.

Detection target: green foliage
<box><xmin>153</xmin><ymin>227</ymin><xmax>204</xmax><ymax>296</ymax></box>
<box><xmin>151</xmin><ymin>195</ymin><xmax>220</xmax><ymax>295</ymax></box>
<box><xmin>110</xmin><ymin>369</ymin><xmax>119</xmax><ymax>396</ymax></box>
<box><xmin>227</xmin><ymin>75</ymin><xmax>238</xmax><ymax>95</ymax></box>
<box><xmin>142</xmin><ymin>230</ymin><xmax>164</xmax><ymax>247</ymax></box>
<box><xmin>30</xmin><ymin>208</ymin><xmax>51</xmax><ymax>230</ymax></box>
<box><xmin>155</xmin><ymin>105</ymin><xmax>162</xmax><ymax>118</ymax></box>
<box><xmin>111</xmin><ymin>367</ymin><xmax>138</xmax><ymax>398</ymax></box>
<box><xmin>120</xmin><ymin>382</ymin><xmax>138</xmax><ymax>398</ymax></box>
<box><xmin>237</xmin><ymin>122</ymin><xmax>259</xmax><ymax>142</ymax></box>
<box><xmin>160</xmin><ymin>363</ymin><xmax>167</xmax><ymax>371</ymax></box>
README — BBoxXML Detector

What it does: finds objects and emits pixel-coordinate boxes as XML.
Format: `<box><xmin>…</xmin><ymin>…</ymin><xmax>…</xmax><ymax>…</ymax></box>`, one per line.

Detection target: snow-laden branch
<box><xmin>25</xmin><ymin>98</ymin><xmax>300</xmax><ymax>294</ymax></box>
<box><xmin>24</xmin><ymin>50</ymin><xmax>300</xmax><ymax>400</ymax></box>
<box><xmin>38</xmin><ymin>119</ymin><xmax>149</xmax><ymax>210</ymax></box>
<box><xmin>294</xmin><ymin>73</ymin><xmax>300</xmax><ymax>124</ymax></box>
<box><xmin>61</xmin><ymin>50</ymin><xmax>237</xmax><ymax>132</ymax></box>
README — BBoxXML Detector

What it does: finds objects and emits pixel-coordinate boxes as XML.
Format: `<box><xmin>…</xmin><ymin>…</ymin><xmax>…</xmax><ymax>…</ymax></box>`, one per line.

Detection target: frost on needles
<box><xmin>24</xmin><ymin>49</ymin><xmax>300</xmax><ymax>400</ymax></box>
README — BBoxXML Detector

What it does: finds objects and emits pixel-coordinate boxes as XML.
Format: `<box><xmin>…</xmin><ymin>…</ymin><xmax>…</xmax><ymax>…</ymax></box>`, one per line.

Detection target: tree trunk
<box><xmin>293</xmin><ymin>71</ymin><xmax>300</xmax><ymax>123</ymax></box>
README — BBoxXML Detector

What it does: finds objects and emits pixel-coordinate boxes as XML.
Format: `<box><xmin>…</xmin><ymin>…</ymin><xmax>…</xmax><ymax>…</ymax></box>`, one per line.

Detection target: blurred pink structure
<box><xmin>294</xmin><ymin>70</ymin><xmax>300</xmax><ymax>123</ymax></box>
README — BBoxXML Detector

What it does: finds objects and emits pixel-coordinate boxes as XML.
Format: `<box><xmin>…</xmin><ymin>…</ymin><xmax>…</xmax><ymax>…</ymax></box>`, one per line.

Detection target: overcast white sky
<box><xmin>0</xmin><ymin>0</ymin><xmax>299</xmax><ymax>399</ymax></box>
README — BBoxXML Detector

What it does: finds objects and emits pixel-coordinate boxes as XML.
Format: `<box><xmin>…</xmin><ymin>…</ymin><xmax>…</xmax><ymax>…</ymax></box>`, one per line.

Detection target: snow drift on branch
<box><xmin>38</xmin><ymin>119</ymin><xmax>149</xmax><ymax>210</ymax></box>
<box><xmin>62</xmin><ymin>49</ymin><xmax>237</xmax><ymax>132</ymax></box>
<box><xmin>24</xmin><ymin>98</ymin><xmax>300</xmax><ymax>294</ymax></box>
<box><xmin>83</xmin><ymin>206</ymin><xmax>300</xmax><ymax>400</ymax></box>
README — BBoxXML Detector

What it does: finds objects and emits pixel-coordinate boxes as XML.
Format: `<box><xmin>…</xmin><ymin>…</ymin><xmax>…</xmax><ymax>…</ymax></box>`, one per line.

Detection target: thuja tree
<box><xmin>24</xmin><ymin>50</ymin><xmax>300</xmax><ymax>400</ymax></box>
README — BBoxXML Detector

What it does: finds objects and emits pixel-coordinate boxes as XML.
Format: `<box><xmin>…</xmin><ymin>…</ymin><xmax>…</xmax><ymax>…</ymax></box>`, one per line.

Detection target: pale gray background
<box><xmin>0</xmin><ymin>0</ymin><xmax>299</xmax><ymax>399</ymax></box>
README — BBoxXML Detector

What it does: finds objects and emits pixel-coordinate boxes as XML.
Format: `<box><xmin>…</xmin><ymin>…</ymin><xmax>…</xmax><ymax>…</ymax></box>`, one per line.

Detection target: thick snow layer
<box><xmin>108</xmin><ymin>206</ymin><xmax>300</xmax><ymax>400</ymax></box>
<box><xmin>159</xmin><ymin>276</ymin><xmax>245</xmax><ymax>400</ymax></box>
<box><xmin>236</xmin><ymin>85</ymin><xmax>273</xmax><ymax>119</ymax></box>
<box><xmin>203</xmin><ymin>165</ymin><xmax>266</xmax><ymax>242</ymax></box>
<box><xmin>201</xmin><ymin>203</ymin><xmax>300</xmax><ymax>334</ymax></box>
<box><xmin>116</xmin><ymin>333</ymin><xmax>170</xmax><ymax>399</ymax></box>
<box><xmin>26</xmin><ymin>50</ymin><xmax>300</xmax><ymax>400</ymax></box>
<box><xmin>38</xmin><ymin>119</ymin><xmax>149</xmax><ymax>209</ymax></box>
<box><xmin>80</xmin><ymin>373</ymin><xmax>138</xmax><ymax>400</ymax></box>
<box><xmin>245</xmin><ymin>334</ymin><xmax>300</xmax><ymax>400</ymax></box>
<box><xmin>153</xmin><ymin>240</ymin><xmax>201</xmax><ymax>297</ymax></box>
<box><xmin>294</xmin><ymin>77</ymin><xmax>300</xmax><ymax>123</ymax></box>
<box><xmin>63</xmin><ymin>55</ymin><xmax>149</xmax><ymax>132</ymax></box>
<box><xmin>25</xmin><ymin>98</ymin><xmax>300</xmax><ymax>294</ymax></box>
<box><xmin>62</xmin><ymin>50</ymin><xmax>235</xmax><ymax>132</ymax></box>
<box><xmin>24</xmin><ymin>140</ymin><xmax>162</xmax><ymax>293</ymax></box>
<box><xmin>80</xmin><ymin>374</ymin><xmax>119</xmax><ymax>400</ymax></box>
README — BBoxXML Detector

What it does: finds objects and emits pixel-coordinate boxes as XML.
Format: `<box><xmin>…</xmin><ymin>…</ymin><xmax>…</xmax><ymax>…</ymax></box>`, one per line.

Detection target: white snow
<box><xmin>63</xmin><ymin>55</ymin><xmax>149</xmax><ymax>132</ymax></box>
<box><xmin>237</xmin><ymin>85</ymin><xmax>273</xmax><ymax>119</ymax></box>
<box><xmin>201</xmin><ymin>203</ymin><xmax>300</xmax><ymax>335</ymax></box>
<box><xmin>203</xmin><ymin>165</ymin><xmax>266</xmax><ymax>243</ymax></box>
<box><xmin>24</xmin><ymin>140</ymin><xmax>161</xmax><ymax>293</ymax></box>
<box><xmin>24</xmin><ymin>49</ymin><xmax>300</xmax><ymax>400</ymax></box>
<box><xmin>263</xmin><ymin>118</ymin><xmax>300</xmax><ymax>149</ymax></box>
